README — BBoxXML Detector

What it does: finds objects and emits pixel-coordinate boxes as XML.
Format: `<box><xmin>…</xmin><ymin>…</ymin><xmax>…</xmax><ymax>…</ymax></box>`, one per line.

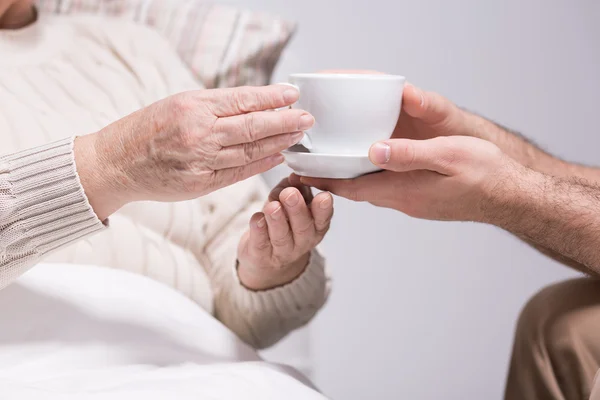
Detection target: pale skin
<box><xmin>1</xmin><ymin>1</ymin><xmax>334</xmax><ymax>290</ymax></box>
<box><xmin>303</xmin><ymin>72</ymin><xmax>600</xmax><ymax>276</ymax></box>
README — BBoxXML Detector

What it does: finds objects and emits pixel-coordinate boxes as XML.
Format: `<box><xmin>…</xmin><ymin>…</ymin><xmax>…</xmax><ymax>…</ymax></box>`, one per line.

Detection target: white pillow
<box><xmin>36</xmin><ymin>0</ymin><xmax>296</xmax><ymax>88</ymax></box>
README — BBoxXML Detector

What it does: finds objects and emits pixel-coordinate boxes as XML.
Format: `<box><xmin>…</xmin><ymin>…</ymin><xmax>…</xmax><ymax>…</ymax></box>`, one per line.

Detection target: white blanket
<box><xmin>0</xmin><ymin>263</ymin><xmax>327</xmax><ymax>399</ymax></box>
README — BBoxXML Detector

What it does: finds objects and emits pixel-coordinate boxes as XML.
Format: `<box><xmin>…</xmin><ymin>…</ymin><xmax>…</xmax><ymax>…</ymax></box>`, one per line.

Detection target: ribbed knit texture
<box><xmin>0</xmin><ymin>138</ymin><xmax>105</xmax><ymax>289</ymax></box>
<box><xmin>0</xmin><ymin>14</ymin><xmax>330</xmax><ymax>349</ymax></box>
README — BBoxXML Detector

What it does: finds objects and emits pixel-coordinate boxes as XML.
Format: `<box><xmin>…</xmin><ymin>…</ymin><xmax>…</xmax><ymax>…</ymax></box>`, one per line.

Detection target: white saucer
<box><xmin>281</xmin><ymin>145</ymin><xmax>382</xmax><ymax>179</ymax></box>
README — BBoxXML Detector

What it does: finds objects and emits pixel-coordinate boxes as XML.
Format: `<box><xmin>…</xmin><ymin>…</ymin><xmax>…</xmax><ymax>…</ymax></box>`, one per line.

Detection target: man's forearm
<box><xmin>467</xmin><ymin>112</ymin><xmax>600</xmax><ymax>184</ymax></box>
<box><xmin>466</xmin><ymin>111</ymin><xmax>600</xmax><ymax>273</ymax></box>
<box><xmin>485</xmin><ymin>166</ymin><xmax>600</xmax><ymax>275</ymax></box>
<box><xmin>521</xmin><ymin>237</ymin><xmax>595</xmax><ymax>276</ymax></box>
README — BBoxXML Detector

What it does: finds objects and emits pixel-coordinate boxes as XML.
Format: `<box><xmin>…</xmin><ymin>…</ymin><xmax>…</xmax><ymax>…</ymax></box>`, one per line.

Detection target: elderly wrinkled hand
<box><xmin>76</xmin><ymin>84</ymin><xmax>314</xmax><ymax>220</ymax></box>
<box><xmin>301</xmin><ymin>83</ymin><xmax>522</xmax><ymax>222</ymax></box>
<box><xmin>237</xmin><ymin>175</ymin><xmax>334</xmax><ymax>290</ymax></box>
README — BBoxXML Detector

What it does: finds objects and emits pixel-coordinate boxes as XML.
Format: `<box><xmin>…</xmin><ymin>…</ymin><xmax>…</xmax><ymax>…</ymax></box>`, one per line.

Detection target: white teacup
<box><xmin>281</xmin><ymin>73</ymin><xmax>405</xmax><ymax>155</ymax></box>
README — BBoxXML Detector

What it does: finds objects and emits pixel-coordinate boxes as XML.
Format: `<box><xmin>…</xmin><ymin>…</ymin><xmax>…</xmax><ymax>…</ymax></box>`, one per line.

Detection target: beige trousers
<box><xmin>505</xmin><ymin>278</ymin><xmax>600</xmax><ymax>400</ymax></box>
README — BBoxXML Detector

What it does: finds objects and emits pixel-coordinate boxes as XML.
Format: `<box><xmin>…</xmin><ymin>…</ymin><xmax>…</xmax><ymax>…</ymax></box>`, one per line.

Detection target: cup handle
<box><xmin>275</xmin><ymin>82</ymin><xmax>313</xmax><ymax>150</ymax></box>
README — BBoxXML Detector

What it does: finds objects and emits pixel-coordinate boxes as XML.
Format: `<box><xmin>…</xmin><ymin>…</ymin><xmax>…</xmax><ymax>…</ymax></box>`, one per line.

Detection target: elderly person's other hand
<box><xmin>237</xmin><ymin>176</ymin><xmax>333</xmax><ymax>290</ymax></box>
<box><xmin>75</xmin><ymin>84</ymin><xmax>313</xmax><ymax>220</ymax></box>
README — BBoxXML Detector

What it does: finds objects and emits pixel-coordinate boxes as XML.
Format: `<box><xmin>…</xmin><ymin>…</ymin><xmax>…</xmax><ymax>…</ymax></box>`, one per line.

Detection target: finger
<box><xmin>299</xmin><ymin>176</ymin><xmax>364</xmax><ymax>202</ymax></box>
<box><xmin>248</xmin><ymin>212</ymin><xmax>272</xmax><ymax>258</ymax></box>
<box><xmin>214</xmin><ymin>153</ymin><xmax>284</xmax><ymax>188</ymax></box>
<box><xmin>298</xmin><ymin>184</ymin><xmax>313</xmax><ymax>204</ymax></box>
<box><xmin>402</xmin><ymin>83</ymin><xmax>453</xmax><ymax>125</ymax></box>
<box><xmin>207</xmin><ymin>84</ymin><xmax>300</xmax><ymax>117</ymax></box>
<box><xmin>268</xmin><ymin>176</ymin><xmax>312</xmax><ymax>203</ymax></box>
<box><xmin>279</xmin><ymin>187</ymin><xmax>315</xmax><ymax>248</ymax></box>
<box><xmin>269</xmin><ymin>175</ymin><xmax>312</xmax><ymax>203</ymax></box>
<box><xmin>369</xmin><ymin>137</ymin><xmax>462</xmax><ymax>174</ymax></box>
<box><xmin>286</xmin><ymin>175</ymin><xmax>313</xmax><ymax>203</ymax></box>
<box><xmin>264</xmin><ymin>201</ymin><xmax>295</xmax><ymax>255</ymax></box>
<box><xmin>300</xmin><ymin>173</ymin><xmax>391</xmax><ymax>202</ymax></box>
<box><xmin>213</xmin><ymin>108</ymin><xmax>314</xmax><ymax>146</ymax></box>
<box><xmin>289</xmin><ymin>175</ymin><xmax>316</xmax><ymax>202</ymax></box>
<box><xmin>288</xmin><ymin>173</ymin><xmax>304</xmax><ymax>187</ymax></box>
<box><xmin>212</xmin><ymin>131</ymin><xmax>303</xmax><ymax>169</ymax></box>
<box><xmin>310</xmin><ymin>191</ymin><xmax>334</xmax><ymax>235</ymax></box>
<box><xmin>269</xmin><ymin>177</ymin><xmax>292</xmax><ymax>203</ymax></box>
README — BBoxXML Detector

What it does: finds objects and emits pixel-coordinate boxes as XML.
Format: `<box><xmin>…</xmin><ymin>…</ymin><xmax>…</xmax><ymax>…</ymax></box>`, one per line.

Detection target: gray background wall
<box><xmin>226</xmin><ymin>0</ymin><xmax>600</xmax><ymax>398</ymax></box>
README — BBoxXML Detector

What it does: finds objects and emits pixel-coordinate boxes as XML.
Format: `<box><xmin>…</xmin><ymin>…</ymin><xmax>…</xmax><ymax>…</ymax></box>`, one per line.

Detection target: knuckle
<box><xmin>486</xmin><ymin>142</ymin><xmax>504</xmax><ymax>159</ymax></box>
<box><xmin>440</xmin><ymin>150</ymin><xmax>460</xmax><ymax>169</ymax></box>
<box><xmin>316</xmin><ymin>220</ymin><xmax>331</xmax><ymax>235</ymax></box>
<box><xmin>210</xmin><ymin>127</ymin><xmax>226</xmax><ymax>147</ymax></box>
<box><xmin>234</xmin><ymin>87</ymin><xmax>259</xmax><ymax>113</ymax></box>
<box><xmin>196</xmin><ymin>90</ymin><xmax>212</xmax><ymax>103</ymax></box>
<box><xmin>168</xmin><ymin>93</ymin><xmax>193</xmax><ymax>114</ymax></box>
<box><xmin>208</xmin><ymin>170</ymin><xmax>224</xmax><ymax>190</ymax></box>
<box><xmin>198</xmin><ymin>90</ymin><xmax>218</xmax><ymax>116</ymax></box>
<box><xmin>180</xmin><ymin>176</ymin><xmax>201</xmax><ymax>194</ymax></box>
<box><xmin>243</xmin><ymin>141</ymin><xmax>262</xmax><ymax>164</ymax></box>
<box><xmin>246</xmin><ymin>113</ymin><xmax>267</xmax><ymax>139</ymax></box>
<box><xmin>231</xmin><ymin>166</ymin><xmax>245</xmax><ymax>183</ymax></box>
<box><xmin>436</xmin><ymin>140</ymin><xmax>463</xmax><ymax>170</ymax></box>
<box><xmin>254</xmin><ymin>238</ymin><xmax>272</xmax><ymax>252</ymax></box>
<box><xmin>242</xmin><ymin>113</ymin><xmax>254</xmax><ymax>141</ymax></box>
<box><xmin>243</xmin><ymin>113</ymin><xmax>255</xmax><ymax>142</ymax></box>
<box><xmin>294</xmin><ymin>219</ymin><xmax>315</xmax><ymax>236</ymax></box>
<box><xmin>231</xmin><ymin>90</ymin><xmax>247</xmax><ymax>113</ymax></box>
<box><xmin>204</xmin><ymin>149</ymin><xmax>221</xmax><ymax>169</ymax></box>
<box><xmin>271</xmin><ymin>230</ymin><xmax>293</xmax><ymax>248</ymax></box>
<box><xmin>398</xmin><ymin>141</ymin><xmax>416</xmax><ymax>169</ymax></box>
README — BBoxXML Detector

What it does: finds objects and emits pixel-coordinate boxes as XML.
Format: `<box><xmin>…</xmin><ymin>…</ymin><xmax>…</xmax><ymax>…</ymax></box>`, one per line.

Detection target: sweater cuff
<box><xmin>0</xmin><ymin>137</ymin><xmax>106</xmax><ymax>258</ymax></box>
<box><xmin>232</xmin><ymin>248</ymin><xmax>330</xmax><ymax>318</ymax></box>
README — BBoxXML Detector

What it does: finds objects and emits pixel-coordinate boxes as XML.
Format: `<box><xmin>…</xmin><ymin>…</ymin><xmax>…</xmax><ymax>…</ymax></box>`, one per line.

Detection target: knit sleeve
<box><xmin>0</xmin><ymin>137</ymin><xmax>105</xmax><ymax>289</ymax></box>
<box><xmin>203</xmin><ymin>179</ymin><xmax>331</xmax><ymax>350</ymax></box>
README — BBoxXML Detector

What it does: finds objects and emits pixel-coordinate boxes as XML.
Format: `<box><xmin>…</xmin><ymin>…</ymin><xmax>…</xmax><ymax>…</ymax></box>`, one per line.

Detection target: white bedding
<box><xmin>0</xmin><ymin>263</ymin><xmax>327</xmax><ymax>399</ymax></box>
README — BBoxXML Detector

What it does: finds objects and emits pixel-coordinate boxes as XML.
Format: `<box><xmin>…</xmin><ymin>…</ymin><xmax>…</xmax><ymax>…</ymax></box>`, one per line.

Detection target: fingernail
<box><xmin>283</xmin><ymin>89</ymin><xmax>299</xmax><ymax>103</ymax></box>
<box><xmin>319</xmin><ymin>196</ymin><xmax>332</xmax><ymax>209</ymax></box>
<box><xmin>284</xmin><ymin>191</ymin><xmax>299</xmax><ymax>207</ymax></box>
<box><xmin>298</xmin><ymin>114</ymin><xmax>315</xmax><ymax>130</ymax></box>
<box><xmin>370</xmin><ymin>142</ymin><xmax>391</xmax><ymax>164</ymax></box>
<box><xmin>256</xmin><ymin>217</ymin><xmax>266</xmax><ymax>228</ymax></box>
<box><xmin>270</xmin><ymin>206</ymin><xmax>282</xmax><ymax>220</ymax></box>
<box><xmin>291</xmin><ymin>131</ymin><xmax>304</xmax><ymax>143</ymax></box>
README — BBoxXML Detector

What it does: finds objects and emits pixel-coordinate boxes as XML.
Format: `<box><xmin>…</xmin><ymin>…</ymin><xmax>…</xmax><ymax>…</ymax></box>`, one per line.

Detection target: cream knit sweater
<box><xmin>0</xmin><ymin>15</ymin><xmax>329</xmax><ymax>349</ymax></box>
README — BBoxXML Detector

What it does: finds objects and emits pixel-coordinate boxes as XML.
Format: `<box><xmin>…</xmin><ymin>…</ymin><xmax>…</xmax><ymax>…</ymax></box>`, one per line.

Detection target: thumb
<box><xmin>402</xmin><ymin>83</ymin><xmax>454</xmax><ymax>125</ymax></box>
<box><xmin>369</xmin><ymin>138</ymin><xmax>460</xmax><ymax>175</ymax></box>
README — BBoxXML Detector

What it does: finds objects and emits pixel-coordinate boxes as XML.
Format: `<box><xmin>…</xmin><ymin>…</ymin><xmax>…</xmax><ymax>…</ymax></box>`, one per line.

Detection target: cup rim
<box><xmin>289</xmin><ymin>73</ymin><xmax>405</xmax><ymax>81</ymax></box>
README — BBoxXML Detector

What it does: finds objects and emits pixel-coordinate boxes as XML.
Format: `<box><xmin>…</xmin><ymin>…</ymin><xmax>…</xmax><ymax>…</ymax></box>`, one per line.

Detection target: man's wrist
<box><xmin>466</xmin><ymin>110</ymin><xmax>574</xmax><ymax>178</ymax></box>
<box><xmin>74</xmin><ymin>133</ymin><xmax>129</xmax><ymax>221</ymax></box>
<box><xmin>237</xmin><ymin>253</ymin><xmax>311</xmax><ymax>291</ymax></box>
<box><xmin>479</xmin><ymin>160</ymin><xmax>547</xmax><ymax>229</ymax></box>
<box><xmin>465</xmin><ymin>111</ymin><xmax>496</xmax><ymax>142</ymax></box>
